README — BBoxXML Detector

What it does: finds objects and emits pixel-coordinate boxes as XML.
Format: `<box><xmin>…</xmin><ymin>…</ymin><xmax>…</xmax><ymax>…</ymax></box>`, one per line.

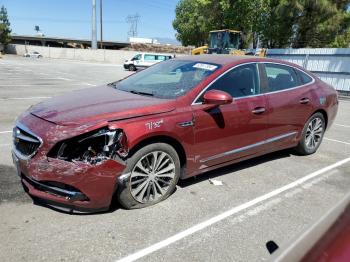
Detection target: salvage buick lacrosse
<box><xmin>12</xmin><ymin>55</ymin><xmax>338</xmax><ymax>212</ymax></box>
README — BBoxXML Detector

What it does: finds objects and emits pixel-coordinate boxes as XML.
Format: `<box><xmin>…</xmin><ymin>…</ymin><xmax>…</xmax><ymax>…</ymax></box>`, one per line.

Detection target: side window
<box><xmin>264</xmin><ymin>64</ymin><xmax>299</xmax><ymax>92</ymax></box>
<box><xmin>157</xmin><ymin>55</ymin><xmax>166</xmax><ymax>61</ymax></box>
<box><xmin>197</xmin><ymin>63</ymin><xmax>259</xmax><ymax>102</ymax></box>
<box><xmin>144</xmin><ymin>54</ymin><xmax>156</xmax><ymax>61</ymax></box>
<box><xmin>296</xmin><ymin>69</ymin><xmax>313</xmax><ymax>85</ymax></box>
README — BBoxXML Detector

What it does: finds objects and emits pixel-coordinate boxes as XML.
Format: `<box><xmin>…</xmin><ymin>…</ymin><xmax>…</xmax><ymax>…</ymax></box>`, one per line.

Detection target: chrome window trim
<box><xmin>262</xmin><ymin>62</ymin><xmax>315</xmax><ymax>95</ymax></box>
<box><xmin>191</xmin><ymin>61</ymin><xmax>315</xmax><ymax>105</ymax></box>
<box><xmin>12</xmin><ymin>122</ymin><xmax>43</xmax><ymax>160</ymax></box>
<box><xmin>200</xmin><ymin>131</ymin><xmax>298</xmax><ymax>163</ymax></box>
<box><xmin>192</xmin><ymin>62</ymin><xmax>259</xmax><ymax>105</ymax></box>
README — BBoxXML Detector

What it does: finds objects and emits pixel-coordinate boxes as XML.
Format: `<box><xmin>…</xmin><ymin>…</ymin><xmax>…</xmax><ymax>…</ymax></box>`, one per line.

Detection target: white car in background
<box><xmin>124</xmin><ymin>53</ymin><xmax>174</xmax><ymax>71</ymax></box>
<box><xmin>23</xmin><ymin>51</ymin><xmax>43</xmax><ymax>58</ymax></box>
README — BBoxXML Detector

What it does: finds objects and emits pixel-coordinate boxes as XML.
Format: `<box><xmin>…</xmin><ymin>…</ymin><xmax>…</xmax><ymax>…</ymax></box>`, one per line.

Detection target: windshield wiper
<box><xmin>107</xmin><ymin>81</ymin><xmax>120</xmax><ymax>88</ymax></box>
<box><xmin>129</xmin><ymin>90</ymin><xmax>154</xmax><ymax>97</ymax></box>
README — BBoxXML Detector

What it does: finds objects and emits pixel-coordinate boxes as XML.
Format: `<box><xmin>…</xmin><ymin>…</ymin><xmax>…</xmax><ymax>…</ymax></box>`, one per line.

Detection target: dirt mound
<box><xmin>123</xmin><ymin>43</ymin><xmax>192</xmax><ymax>54</ymax></box>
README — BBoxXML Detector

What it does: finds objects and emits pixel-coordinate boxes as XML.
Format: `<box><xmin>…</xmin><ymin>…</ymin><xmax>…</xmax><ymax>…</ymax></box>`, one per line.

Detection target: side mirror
<box><xmin>203</xmin><ymin>89</ymin><xmax>233</xmax><ymax>106</ymax></box>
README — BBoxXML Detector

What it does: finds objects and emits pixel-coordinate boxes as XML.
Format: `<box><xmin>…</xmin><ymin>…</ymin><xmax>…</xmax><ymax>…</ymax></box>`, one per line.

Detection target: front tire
<box><xmin>117</xmin><ymin>143</ymin><xmax>181</xmax><ymax>209</ymax></box>
<box><xmin>129</xmin><ymin>64</ymin><xmax>136</xmax><ymax>71</ymax></box>
<box><xmin>295</xmin><ymin>112</ymin><xmax>326</xmax><ymax>155</ymax></box>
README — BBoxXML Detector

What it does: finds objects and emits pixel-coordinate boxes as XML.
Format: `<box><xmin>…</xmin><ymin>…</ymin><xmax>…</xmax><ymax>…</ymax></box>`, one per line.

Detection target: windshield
<box><xmin>210</xmin><ymin>31</ymin><xmax>241</xmax><ymax>49</ymax></box>
<box><xmin>114</xmin><ymin>60</ymin><xmax>221</xmax><ymax>99</ymax></box>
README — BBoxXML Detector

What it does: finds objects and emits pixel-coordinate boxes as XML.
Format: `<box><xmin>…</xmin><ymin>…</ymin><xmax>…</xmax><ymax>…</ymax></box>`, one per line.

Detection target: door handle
<box><xmin>300</xmin><ymin>98</ymin><xmax>310</xmax><ymax>104</ymax></box>
<box><xmin>252</xmin><ymin>107</ymin><xmax>266</xmax><ymax>114</ymax></box>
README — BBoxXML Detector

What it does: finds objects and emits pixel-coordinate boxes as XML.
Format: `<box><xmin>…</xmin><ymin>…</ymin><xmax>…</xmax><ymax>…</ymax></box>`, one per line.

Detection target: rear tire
<box><xmin>294</xmin><ymin>112</ymin><xmax>325</xmax><ymax>155</ymax></box>
<box><xmin>117</xmin><ymin>143</ymin><xmax>181</xmax><ymax>209</ymax></box>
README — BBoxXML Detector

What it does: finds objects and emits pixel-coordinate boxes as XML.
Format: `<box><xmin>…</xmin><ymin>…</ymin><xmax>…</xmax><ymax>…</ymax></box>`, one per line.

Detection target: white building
<box><xmin>129</xmin><ymin>37</ymin><xmax>159</xmax><ymax>44</ymax></box>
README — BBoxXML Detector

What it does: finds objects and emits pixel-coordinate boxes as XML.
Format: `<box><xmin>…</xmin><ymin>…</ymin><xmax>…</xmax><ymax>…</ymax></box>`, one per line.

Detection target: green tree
<box><xmin>258</xmin><ymin>0</ymin><xmax>350</xmax><ymax>48</ymax></box>
<box><xmin>0</xmin><ymin>5</ymin><xmax>11</xmax><ymax>46</ymax></box>
<box><xmin>292</xmin><ymin>0</ymin><xmax>347</xmax><ymax>47</ymax></box>
<box><xmin>173</xmin><ymin>0</ymin><xmax>261</xmax><ymax>47</ymax></box>
<box><xmin>173</xmin><ymin>0</ymin><xmax>350</xmax><ymax>48</ymax></box>
<box><xmin>173</xmin><ymin>0</ymin><xmax>222</xmax><ymax>46</ymax></box>
<box><xmin>257</xmin><ymin>0</ymin><xmax>301</xmax><ymax>48</ymax></box>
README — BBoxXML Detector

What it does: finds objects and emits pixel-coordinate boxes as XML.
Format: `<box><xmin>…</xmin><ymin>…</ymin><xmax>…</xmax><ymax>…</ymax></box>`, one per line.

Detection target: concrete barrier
<box><xmin>6</xmin><ymin>44</ymin><xmax>140</xmax><ymax>64</ymax></box>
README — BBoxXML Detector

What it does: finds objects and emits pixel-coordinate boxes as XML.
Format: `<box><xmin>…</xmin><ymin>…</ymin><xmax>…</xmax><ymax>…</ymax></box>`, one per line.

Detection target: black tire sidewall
<box><xmin>129</xmin><ymin>64</ymin><xmax>136</xmax><ymax>71</ymax></box>
<box><xmin>117</xmin><ymin>143</ymin><xmax>181</xmax><ymax>209</ymax></box>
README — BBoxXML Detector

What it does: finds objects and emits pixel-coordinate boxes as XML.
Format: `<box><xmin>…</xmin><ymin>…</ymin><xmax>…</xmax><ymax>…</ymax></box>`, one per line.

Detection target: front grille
<box><xmin>13</xmin><ymin>125</ymin><xmax>42</xmax><ymax>158</ymax></box>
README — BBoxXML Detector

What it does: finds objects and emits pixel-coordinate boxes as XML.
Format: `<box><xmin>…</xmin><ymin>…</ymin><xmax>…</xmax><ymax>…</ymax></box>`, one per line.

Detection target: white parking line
<box><xmin>0</xmin><ymin>131</ymin><xmax>12</xmax><ymax>134</ymax></box>
<box><xmin>83</xmin><ymin>82</ymin><xmax>98</xmax><ymax>86</ymax></box>
<box><xmin>0</xmin><ymin>143</ymin><xmax>11</xmax><ymax>147</ymax></box>
<box><xmin>335</xmin><ymin>124</ymin><xmax>350</xmax><ymax>128</ymax></box>
<box><xmin>56</xmin><ymin>77</ymin><xmax>74</xmax><ymax>81</ymax></box>
<box><xmin>0</xmin><ymin>84</ymin><xmax>35</xmax><ymax>87</ymax></box>
<box><xmin>0</xmin><ymin>96</ymin><xmax>51</xmax><ymax>101</ymax></box>
<box><xmin>324</xmin><ymin>137</ymin><xmax>350</xmax><ymax>145</ymax></box>
<box><xmin>116</xmin><ymin>157</ymin><xmax>350</xmax><ymax>262</ymax></box>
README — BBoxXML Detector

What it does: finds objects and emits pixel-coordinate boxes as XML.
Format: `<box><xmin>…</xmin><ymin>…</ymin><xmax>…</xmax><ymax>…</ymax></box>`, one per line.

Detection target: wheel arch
<box><xmin>127</xmin><ymin>135</ymin><xmax>187</xmax><ymax>169</ymax></box>
<box><xmin>312</xmin><ymin>109</ymin><xmax>328</xmax><ymax>129</ymax></box>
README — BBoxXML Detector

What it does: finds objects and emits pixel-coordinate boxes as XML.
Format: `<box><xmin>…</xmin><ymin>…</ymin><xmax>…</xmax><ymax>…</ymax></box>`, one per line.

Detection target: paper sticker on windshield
<box><xmin>193</xmin><ymin>63</ymin><xmax>218</xmax><ymax>71</ymax></box>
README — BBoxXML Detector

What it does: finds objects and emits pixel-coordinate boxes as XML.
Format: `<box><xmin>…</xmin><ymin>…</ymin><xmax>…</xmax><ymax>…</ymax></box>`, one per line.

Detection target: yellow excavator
<box><xmin>191</xmin><ymin>29</ymin><xmax>266</xmax><ymax>57</ymax></box>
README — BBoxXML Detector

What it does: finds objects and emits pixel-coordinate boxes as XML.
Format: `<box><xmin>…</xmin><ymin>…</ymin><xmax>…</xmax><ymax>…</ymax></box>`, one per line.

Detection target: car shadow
<box><xmin>178</xmin><ymin>149</ymin><xmax>294</xmax><ymax>188</ymax></box>
<box><xmin>0</xmin><ymin>148</ymin><xmax>295</xmax><ymax>215</ymax></box>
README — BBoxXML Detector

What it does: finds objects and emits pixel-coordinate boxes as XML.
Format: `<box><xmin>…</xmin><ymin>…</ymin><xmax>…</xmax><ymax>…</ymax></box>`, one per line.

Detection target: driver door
<box><xmin>191</xmin><ymin>63</ymin><xmax>269</xmax><ymax>169</ymax></box>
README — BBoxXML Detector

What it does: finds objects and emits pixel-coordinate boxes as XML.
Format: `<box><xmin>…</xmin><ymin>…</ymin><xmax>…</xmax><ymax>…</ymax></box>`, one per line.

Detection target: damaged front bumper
<box><xmin>14</xmin><ymin>151</ymin><xmax>126</xmax><ymax>212</ymax></box>
<box><xmin>12</xmin><ymin>114</ymin><xmax>128</xmax><ymax>213</ymax></box>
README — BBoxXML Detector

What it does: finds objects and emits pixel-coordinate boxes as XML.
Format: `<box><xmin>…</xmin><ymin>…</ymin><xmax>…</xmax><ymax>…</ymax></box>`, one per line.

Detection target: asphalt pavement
<box><xmin>0</xmin><ymin>55</ymin><xmax>349</xmax><ymax>262</ymax></box>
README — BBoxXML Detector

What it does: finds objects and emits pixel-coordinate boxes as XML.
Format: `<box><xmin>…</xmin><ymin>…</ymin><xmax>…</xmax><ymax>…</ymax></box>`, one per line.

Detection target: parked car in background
<box><xmin>23</xmin><ymin>51</ymin><xmax>42</xmax><ymax>58</ymax></box>
<box><xmin>13</xmin><ymin>55</ymin><xmax>338</xmax><ymax>212</ymax></box>
<box><xmin>124</xmin><ymin>52</ymin><xmax>173</xmax><ymax>71</ymax></box>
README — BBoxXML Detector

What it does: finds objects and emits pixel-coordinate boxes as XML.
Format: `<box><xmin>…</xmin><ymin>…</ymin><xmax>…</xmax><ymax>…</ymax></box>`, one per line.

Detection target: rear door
<box><xmin>261</xmin><ymin>63</ymin><xmax>314</xmax><ymax>149</ymax></box>
<box><xmin>191</xmin><ymin>63</ymin><xmax>269</xmax><ymax>169</ymax></box>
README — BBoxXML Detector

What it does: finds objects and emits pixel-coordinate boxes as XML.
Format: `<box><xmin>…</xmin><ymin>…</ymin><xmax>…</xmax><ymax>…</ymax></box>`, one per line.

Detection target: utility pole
<box><xmin>100</xmin><ymin>0</ymin><xmax>103</xmax><ymax>49</ymax></box>
<box><xmin>91</xmin><ymin>0</ymin><xmax>97</xmax><ymax>49</ymax></box>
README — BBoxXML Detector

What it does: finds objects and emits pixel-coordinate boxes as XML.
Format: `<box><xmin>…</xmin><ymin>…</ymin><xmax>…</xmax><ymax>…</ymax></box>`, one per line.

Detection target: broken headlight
<box><xmin>48</xmin><ymin>128</ymin><xmax>128</xmax><ymax>164</ymax></box>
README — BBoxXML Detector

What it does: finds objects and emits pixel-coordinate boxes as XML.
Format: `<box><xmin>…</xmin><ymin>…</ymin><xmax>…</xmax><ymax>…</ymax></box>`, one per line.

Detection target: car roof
<box><xmin>138</xmin><ymin>52</ymin><xmax>173</xmax><ymax>56</ymax></box>
<box><xmin>176</xmin><ymin>54</ymin><xmax>269</xmax><ymax>66</ymax></box>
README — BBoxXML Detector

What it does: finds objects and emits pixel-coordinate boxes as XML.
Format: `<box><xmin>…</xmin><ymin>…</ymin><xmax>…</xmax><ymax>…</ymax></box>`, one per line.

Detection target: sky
<box><xmin>0</xmin><ymin>0</ymin><xmax>179</xmax><ymax>42</ymax></box>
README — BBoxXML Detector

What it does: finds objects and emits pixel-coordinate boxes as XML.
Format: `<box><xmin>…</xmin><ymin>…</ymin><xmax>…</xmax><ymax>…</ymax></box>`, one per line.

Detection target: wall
<box><xmin>6</xmin><ymin>44</ymin><xmax>349</xmax><ymax>94</ymax></box>
<box><xmin>6</xmin><ymin>44</ymin><xmax>140</xmax><ymax>64</ymax></box>
<box><xmin>267</xmin><ymin>48</ymin><xmax>350</xmax><ymax>93</ymax></box>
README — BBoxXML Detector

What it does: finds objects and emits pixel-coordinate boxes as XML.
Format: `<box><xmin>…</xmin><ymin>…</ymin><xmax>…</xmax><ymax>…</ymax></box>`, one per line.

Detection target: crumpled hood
<box><xmin>30</xmin><ymin>85</ymin><xmax>175</xmax><ymax>126</ymax></box>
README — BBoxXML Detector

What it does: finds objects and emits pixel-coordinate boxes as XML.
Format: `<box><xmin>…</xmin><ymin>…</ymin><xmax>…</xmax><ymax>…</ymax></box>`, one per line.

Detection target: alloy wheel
<box><xmin>305</xmin><ymin>117</ymin><xmax>324</xmax><ymax>150</ymax></box>
<box><xmin>129</xmin><ymin>151</ymin><xmax>176</xmax><ymax>203</ymax></box>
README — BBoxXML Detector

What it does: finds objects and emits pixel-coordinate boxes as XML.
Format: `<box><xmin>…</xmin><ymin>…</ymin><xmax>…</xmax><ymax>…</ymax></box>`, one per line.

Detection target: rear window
<box><xmin>264</xmin><ymin>63</ymin><xmax>299</xmax><ymax>92</ymax></box>
<box><xmin>296</xmin><ymin>69</ymin><xmax>313</xmax><ymax>85</ymax></box>
<box><xmin>157</xmin><ymin>55</ymin><xmax>167</xmax><ymax>61</ymax></box>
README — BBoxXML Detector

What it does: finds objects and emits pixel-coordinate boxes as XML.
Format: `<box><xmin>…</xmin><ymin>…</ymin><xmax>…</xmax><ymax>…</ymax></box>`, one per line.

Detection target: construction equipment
<box><xmin>191</xmin><ymin>29</ymin><xmax>266</xmax><ymax>57</ymax></box>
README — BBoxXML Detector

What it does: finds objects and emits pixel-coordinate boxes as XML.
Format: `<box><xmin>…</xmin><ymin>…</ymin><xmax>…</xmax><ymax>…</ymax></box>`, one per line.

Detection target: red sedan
<box><xmin>12</xmin><ymin>55</ymin><xmax>338</xmax><ymax>212</ymax></box>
